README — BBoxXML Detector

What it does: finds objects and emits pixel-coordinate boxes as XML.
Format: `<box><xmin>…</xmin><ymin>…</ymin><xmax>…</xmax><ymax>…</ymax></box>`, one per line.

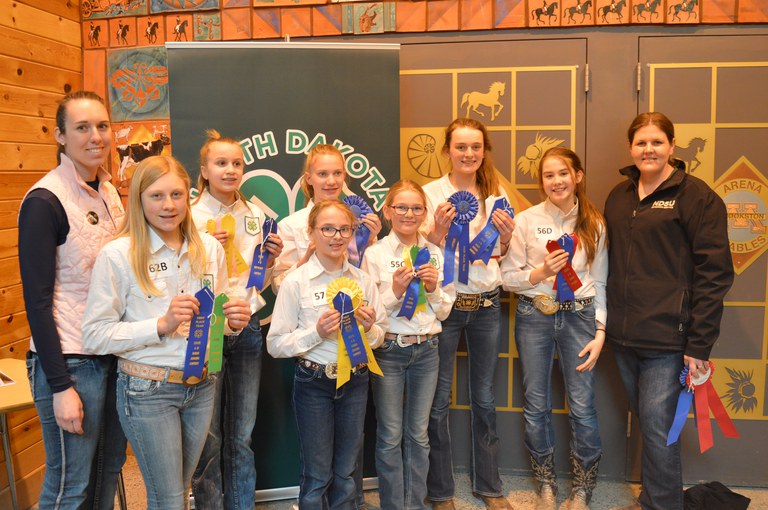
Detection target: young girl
<box><xmin>82</xmin><ymin>155</ymin><xmax>251</xmax><ymax>510</ymax></box>
<box><xmin>502</xmin><ymin>147</ymin><xmax>606</xmax><ymax>510</ymax></box>
<box><xmin>267</xmin><ymin>200</ymin><xmax>387</xmax><ymax>509</ymax></box>
<box><xmin>19</xmin><ymin>90</ymin><xmax>126</xmax><ymax>508</ymax></box>
<box><xmin>423</xmin><ymin>118</ymin><xmax>516</xmax><ymax>510</ymax></box>
<box><xmin>361</xmin><ymin>180</ymin><xmax>455</xmax><ymax>510</ymax></box>
<box><xmin>273</xmin><ymin>144</ymin><xmax>382</xmax><ymax>289</ymax></box>
<box><xmin>190</xmin><ymin>130</ymin><xmax>283</xmax><ymax>509</ymax></box>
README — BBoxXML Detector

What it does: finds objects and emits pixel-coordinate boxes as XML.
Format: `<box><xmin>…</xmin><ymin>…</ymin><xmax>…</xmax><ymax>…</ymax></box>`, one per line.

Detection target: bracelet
<box><xmin>596</xmin><ymin>328</ymin><xmax>605</xmax><ymax>332</ymax></box>
<box><xmin>500</xmin><ymin>239</ymin><xmax>510</xmax><ymax>247</ymax></box>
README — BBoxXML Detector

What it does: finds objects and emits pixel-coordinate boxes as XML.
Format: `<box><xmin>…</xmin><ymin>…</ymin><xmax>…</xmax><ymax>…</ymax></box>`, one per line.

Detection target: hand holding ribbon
<box><xmin>469</xmin><ymin>197</ymin><xmax>514</xmax><ymax>264</ymax></box>
<box><xmin>182</xmin><ymin>287</ymin><xmax>215</xmax><ymax>383</ymax></box>
<box><xmin>398</xmin><ymin>245</ymin><xmax>431</xmax><ymax>319</ymax></box>
<box><xmin>545</xmin><ymin>233</ymin><xmax>582</xmax><ymax>301</ymax></box>
<box><xmin>666</xmin><ymin>361</ymin><xmax>739</xmax><ymax>453</ymax></box>
<box><xmin>246</xmin><ymin>217</ymin><xmax>277</xmax><ymax>291</ymax></box>
<box><xmin>207</xmin><ymin>213</ymin><xmax>248</xmax><ymax>277</ymax></box>
<box><xmin>207</xmin><ymin>293</ymin><xmax>230</xmax><ymax>373</ymax></box>
<box><xmin>443</xmin><ymin>191</ymin><xmax>478</xmax><ymax>286</ymax></box>
<box><xmin>343</xmin><ymin>196</ymin><xmax>374</xmax><ymax>267</ymax></box>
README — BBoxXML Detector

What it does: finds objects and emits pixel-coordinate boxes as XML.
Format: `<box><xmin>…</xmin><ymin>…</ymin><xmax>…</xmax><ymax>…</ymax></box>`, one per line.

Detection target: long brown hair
<box><xmin>300</xmin><ymin>144</ymin><xmax>347</xmax><ymax>206</ymax></box>
<box><xmin>442</xmin><ymin>118</ymin><xmax>500</xmax><ymax>200</ymax></box>
<box><xmin>194</xmin><ymin>129</ymin><xmax>248</xmax><ymax>205</ymax></box>
<box><xmin>538</xmin><ymin>147</ymin><xmax>606</xmax><ymax>265</ymax></box>
<box><xmin>123</xmin><ymin>156</ymin><xmax>207</xmax><ymax>296</ymax></box>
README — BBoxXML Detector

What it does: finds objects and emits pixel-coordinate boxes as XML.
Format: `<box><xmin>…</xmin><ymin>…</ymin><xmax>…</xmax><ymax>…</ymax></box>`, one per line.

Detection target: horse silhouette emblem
<box><xmin>633</xmin><ymin>0</ymin><xmax>661</xmax><ymax>21</ymax></box>
<box><xmin>676</xmin><ymin>137</ymin><xmax>707</xmax><ymax>173</ymax></box>
<box><xmin>600</xmin><ymin>0</ymin><xmax>626</xmax><ymax>22</ymax></box>
<box><xmin>116</xmin><ymin>23</ymin><xmax>130</xmax><ymax>45</ymax></box>
<box><xmin>145</xmin><ymin>21</ymin><xmax>159</xmax><ymax>44</ymax></box>
<box><xmin>174</xmin><ymin>19</ymin><xmax>188</xmax><ymax>42</ymax></box>
<box><xmin>88</xmin><ymin>23</ymin><xmax>101</xmax><ymax>46</ymax></box>
<box><xmin>565</xmin><ymin>0</ymin><xmax>592</xmax><ymax>23</ymax></box>
<box><xmin>668</xmin><ymin>0</ymin><xmax>698</xmax><ymax>21</ymax></box>
<box><xmin>461</xmin><ymin>82</ymin><xmax>506</xmax><ymax>121</ymax></box>
<box><xmin>532</xmin><ymin>2</ymin><xmax>559</xmax><ymax>25</ymax></box>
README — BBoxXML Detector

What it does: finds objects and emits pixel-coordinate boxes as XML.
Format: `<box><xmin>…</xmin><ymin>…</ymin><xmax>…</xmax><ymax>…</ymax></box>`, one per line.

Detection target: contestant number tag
<box><xmin>388</xmin><ymin>258</ymin><xmax>406</xmax><ymax>273</ymax></box>
<box><xmin>311</xmin><ymin>287</ymin><xmax>326</xmax><ymax>307</ymax></box>
<box><xmin>535</xmin><ymin>226</ymin><xmax>555</xmax><ymax>239</ymax></box>
<box><xmin>148</xmin><ymin>261</ymin><xmax>169</xmax><ymax>274</ymax></box>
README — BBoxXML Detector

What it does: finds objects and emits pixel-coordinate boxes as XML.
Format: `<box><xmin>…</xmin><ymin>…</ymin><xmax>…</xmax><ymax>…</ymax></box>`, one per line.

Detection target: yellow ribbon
<box><xmin>326</xmin><ymin>277</ymin><xmax>383</xmax><ymax>389</ymax></box>
<box><xmin>207</xmin><ymin>213</ymin><xmax>248</xmax><ymax>277</ymax></box>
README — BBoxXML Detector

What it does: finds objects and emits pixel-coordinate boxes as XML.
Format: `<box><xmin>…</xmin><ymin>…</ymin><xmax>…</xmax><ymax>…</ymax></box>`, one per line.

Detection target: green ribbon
<box><xmin>208</xmin><ymin>293</ymin><xmax>230</xmax><ymax>373</ymax></box>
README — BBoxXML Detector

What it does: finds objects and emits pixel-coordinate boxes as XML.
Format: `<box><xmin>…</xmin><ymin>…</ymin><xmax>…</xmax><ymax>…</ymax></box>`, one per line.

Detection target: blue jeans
<box><xmin>27</xmin><ymin>353</ymin><xmax>126</xmax><ymax>510</ymax></box>
<box><xmin>427</xmin><ymin>293</ymin><xmax>503</xmax><ymax>500</ymax></box>
<box><xmin>371</xmin><ymin>338</ymin><xmax>439</xmax><ymax>510</ymax></box>
<box><xmin>117</xmin><ymin>369</ymin><xmax>216</xmax><ymax>510</ymax></box>
<box><xmin>514</xmin><ymin>301</ymin><xmax>602</xmax><ymax>469</ymax></box>
<box><xmin>193</xmin><ymin>316</ymin><xmax>263</xmax><ymax>510</ymax></box>
<box><xmin>613</xmin><ymin>345</ymin><xmax>684</xmax><ymax>510</ymax></box>
<box><xmin>293</xmin><ymin>363</ymin><xmax>369</xmax><ymax>510</ymax></box>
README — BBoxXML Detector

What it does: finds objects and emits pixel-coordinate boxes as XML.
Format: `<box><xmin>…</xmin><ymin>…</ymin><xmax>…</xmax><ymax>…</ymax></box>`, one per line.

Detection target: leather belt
<box><xmin>118</xmin><ymin>358</ymin><xmax>208</xmax><ymax>387</ymax></box>
<box><xmin>454</xmin><ymin>289</ymin><xmax>500</xmax><ymax>312</ymax></box>
<box><xmin>384</xmin><ymin>333</ymin><xmax>438</xmax><ymax>347</ymax></box>
<box><xmin>517</xmin><ymin>294</ymin><xmax>594</xmax><ymax>315</ymax></box>
<box><xmin>296</xmin><ymin>358</ymin><xmax>367</xmax><ymax>380</ymax></box>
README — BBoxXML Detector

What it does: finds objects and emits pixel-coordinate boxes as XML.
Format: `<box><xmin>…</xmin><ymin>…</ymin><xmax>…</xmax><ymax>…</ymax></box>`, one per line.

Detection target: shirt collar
<box><xmin>60</xmin><ymin>153</ymin><xmax>112</xmax><ymax>193</ymax></box>
<box><xmin>198</xmin><ymin>189</ymin><xmax>251</xmax><ymax>216</ymax></box>
<box><xmin>544</xmin><ymin>197</ymin><xmax>579</xmax><ymax>219</ymax></box>
<box><xmin>305</xmin><ymin>252</ymin><xmax>351</xmax><ymax>280</ymax></box>
<box><xmin>383</xmin><ymin>230</ymin><xmax>428</xmax><ymax>252</ymax></box>
<box><xmin>148</xmin><ymin>227</ymin><xmax>188</xmax><ymax>256</ymax></box>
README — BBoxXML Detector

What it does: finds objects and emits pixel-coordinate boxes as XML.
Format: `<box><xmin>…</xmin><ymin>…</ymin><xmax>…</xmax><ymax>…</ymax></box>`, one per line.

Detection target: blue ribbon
<box><xmin>443</xmin><ymin>191</ymin><xmax>478</xmax><ymax>286</ymax></box>
<box><xmin>343</xmin><ymin>195</ymin><xmax>373</xmax><ymax>267</ymax></box>
<box><xmin>469</xmin><ymin>197</ymin><xmax>514</xmax><ymax>264</ymax></box>
<box><xmin>246</xmin><ymin>217</ymin><xmax>277</xmax><ymax>290</ymax></box>
<box><xmin>554</xmin><ymin>234</ymin><xmax>576</xmax><ymax>302</ymax></box>
<box><xmin>397</xmin><ymin>246</ymin><xmax>431</xmax><ymax>320</ymax></box>
<box><xmin>667</xmin><ymin>367</ymin><xmax>692</xmax><ymax>446</ymax></box>
<box><xmin>332</xmin><ymin>291</ymin><xmax>369</xmax><ymax>366</ymax></box>
<box><xmin>183</xmin><ymin>286</ymin><xmax>215</xmax><ymax>381</ymax></box>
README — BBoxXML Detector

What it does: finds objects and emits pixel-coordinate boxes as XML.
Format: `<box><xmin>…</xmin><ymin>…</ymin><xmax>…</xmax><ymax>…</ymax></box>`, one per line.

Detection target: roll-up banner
<box><xmin>167</xmin><ymin>41</ymin><xmax>400</xmax><ymax>496</ymax></box>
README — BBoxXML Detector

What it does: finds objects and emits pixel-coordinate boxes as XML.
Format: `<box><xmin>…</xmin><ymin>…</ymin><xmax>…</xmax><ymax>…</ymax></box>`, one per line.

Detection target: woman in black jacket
<box><xmin>604</xmin><ymin>112</ymin><xmax>734</xmax><ymax>510</ymax></box>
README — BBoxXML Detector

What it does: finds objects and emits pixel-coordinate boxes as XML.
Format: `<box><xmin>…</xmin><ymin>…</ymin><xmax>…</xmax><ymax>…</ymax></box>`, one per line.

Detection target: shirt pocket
<box><xmin>127</xmin><ymin>279</ymin><xmax>168</xmax><ymax>312</ymax></box>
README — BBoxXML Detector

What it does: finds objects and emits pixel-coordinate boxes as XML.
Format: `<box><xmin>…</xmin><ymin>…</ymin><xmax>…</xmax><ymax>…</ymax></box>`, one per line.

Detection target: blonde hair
<box><xmin>124</xmin><ymin>155</ymin><xmax>207</xmax><ymax>296</ymax></box>
<box><xmin>442</xmin><ymin>118</ymin><xmax>501</xmax><ymax>200</ymax></box>
<box><xmin>194</xmin><ymin>129</ymin><xmax>248</xmax><ymax>205</ymax></box>
<box><xmin>382</xmin><ymin>179</ymin><xmax>427</xmax><ymax>227</ymax></box>
<box><xmin>300</xmin><ymin>144</ymin><xmax>347</xmax><ymax>206</ymax></box>
<box><xmin>538</xmin><ymin>147</ymin><xmax>606</xmax><ymax>265</ymax></box>
<box><xmin>307</xmin><ymin>199</ymin><xmax>355</xmax><ymax>232</ymax></box>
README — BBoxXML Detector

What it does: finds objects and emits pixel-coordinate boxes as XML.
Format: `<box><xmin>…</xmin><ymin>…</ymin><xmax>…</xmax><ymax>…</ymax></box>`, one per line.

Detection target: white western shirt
<box><xmin>191</xmin><ymin>190</ymin><xmax>271</xmax><ymax>313</ymax></box>
<box><xmin>272</xmin><ymin>200</ymin><xmax>313</xmax><ymax>291</ymax></box>
<box><xmin>421</xmin><ymin>174</ymin><xmax>507</xmax><ymax>294</ymax></box>
<box><xmin>501</xmin><ymin>198</ymin><xmax>608</xmax><ymax>326</ymax></box>
<box><xmin>362</xmin><ymin>232</ymin><xmax>455</xmax><ymax>335</ymax></box>
<box><xmin>82</xmin><ymin>229</ymin><xmax>230</xmax><ymax>368</ymax></box>
<box><xmin>267</xmin><ymin>253</ymin><xmax>387</xmax><ymax>364</ymax></box>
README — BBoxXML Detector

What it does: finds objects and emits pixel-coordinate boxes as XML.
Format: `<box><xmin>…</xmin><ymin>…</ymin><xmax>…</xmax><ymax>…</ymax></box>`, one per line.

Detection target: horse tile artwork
<box><xmin>595</xmin><ymin>0</ymin><xmax>629</xmax><ymax>23</ymax></box>
<box><xmin>194</xmin><ymin>12</ymin><xmax>223</xmax><ymax>40</ymax></box>
<box><xmin>166</xmin><ymin>13</ymin><xmax>193</xmax><ymax>42</ymax></box>
<box><xmin>84</xmin><ymin>20</ymin><xmax>109</xmax><ymax>49</ymax></box>
<box><xmin>631</xmin><ymin>0</ymin><xmax>664</xmax><ymax>22</ymax></box>
<box><xmin>530</xmin><ymin>0</ymin><xmax>562</xmax><ymax>25</ymax></box>
<box><xmin>562</xmin><ymin>0</ymin><xmax>596</xmax><ymax>25</ymax></box>
<box><xmin>110</xmin><ymin>17</ymin><xmax>138</xmax><ymax>47</ymax></box>
<box><xmin>665</xmin><ymin>0</ymin><xmax>700</xmax><ymax>23</ymax></box>
<box><xmin>138</xmin><ymin>16</ymin><xmax>165</xmax><ymax>46</ymax></box>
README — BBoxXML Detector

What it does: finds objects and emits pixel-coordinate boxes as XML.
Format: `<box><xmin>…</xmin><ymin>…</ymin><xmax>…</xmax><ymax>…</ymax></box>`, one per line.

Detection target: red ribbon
<box><xmin>690</xmin><ymin>362</ymin><xmax>739</xmax><ymax>453</ymax></box>
<box><xmin>545</xmin><ymin>234</ymin><xmax>583</xmax><ymax>294</ymax></box>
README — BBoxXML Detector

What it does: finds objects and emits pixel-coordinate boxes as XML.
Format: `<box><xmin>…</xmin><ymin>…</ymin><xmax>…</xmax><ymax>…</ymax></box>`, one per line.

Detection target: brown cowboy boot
<box><xmin>560</xmin><ymin>453</ymin><xmax>600</xmax><ymax>510</ymax></box>
<box><xmin>531</xmin><ymin>454</ymin><xmax>557</xmax><ymax>510</ymax></box>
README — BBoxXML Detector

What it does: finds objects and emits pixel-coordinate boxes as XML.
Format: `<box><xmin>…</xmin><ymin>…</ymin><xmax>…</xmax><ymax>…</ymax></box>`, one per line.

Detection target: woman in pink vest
<box><xmin>19</xmin><ymin>91</ymin><xmax>127</xmax><ymax>509</ymax></box>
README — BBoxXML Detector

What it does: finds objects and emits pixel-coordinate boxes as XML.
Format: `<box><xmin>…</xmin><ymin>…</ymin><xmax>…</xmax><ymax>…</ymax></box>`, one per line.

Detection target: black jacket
<box><xmin>604</xmin><ymin>162</ymin><xmax>734</xmax><ymax>359</ymax></box>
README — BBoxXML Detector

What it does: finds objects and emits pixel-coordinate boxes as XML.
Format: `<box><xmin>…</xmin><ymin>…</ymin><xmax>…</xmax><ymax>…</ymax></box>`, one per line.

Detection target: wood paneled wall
<box><xmin>0</xmin><ymin>0</ymin><xmax>82</xmax><ymax>507</ymax></box>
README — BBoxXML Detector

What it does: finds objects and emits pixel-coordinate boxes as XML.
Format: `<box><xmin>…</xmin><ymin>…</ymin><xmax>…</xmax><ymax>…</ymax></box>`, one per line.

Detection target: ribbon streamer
<box><xmin>397</xmin><ymin>245</ymin><xmax>431</xmax><ymax>319</ymax></box>
<box><xmin>182</xmin><ymin>286</ymin><xmax>215</xmax><ymax>382</ymax></box>
<box><xmin>326</xmin><ymin>277</ymin><xmax>383</xmax><ymax>388</ymax></box>
<box><xmin>343</xmin><ymin>195</ymin><xmax>373</xmax><ymax>267</ymax></box>
<box><xmin>545</xmin><ymin>233</ymin><xmax>582</xmax><ymax>301</ymax></box>
<box><xmin>207</xmin><ymin>214</ymin><xmax>249</xmax><ymax>278</ymax></box>
<box><xmin>469</xmin><ymin>197</ymin><xmax>514</xmax><ymax>264</ymax></box>
<box><xmin>246</xmin><ymin>217</ymin><xmax>277</xmax><ymax>290</ymax></box>
<box><xmin>666</xmin><ymin>362</ymin><xmax>739</xmax><ymax>453</ymax></box>
<box><xmin>443</xmin><ymin>191</ymin><xmax>478</xmax><ymax>286</ymax></box>
<box><xmin>207</xmin><ymin>293</ymin><xmax>230</xmax><ymax>373</ymax></box>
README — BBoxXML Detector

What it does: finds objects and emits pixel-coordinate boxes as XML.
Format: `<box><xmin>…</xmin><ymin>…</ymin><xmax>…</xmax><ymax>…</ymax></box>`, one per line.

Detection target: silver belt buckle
<box><xmin>324</xmin><ymin>362</ymin><xmax>338</xmax><ymax>379</ymax></box>
<box><xmin>533</xmin><ymin>295</ymin><xmax>559</xmax><ymax>315</ymax></box>
<box><xmin>482</xmin><ymin>298</ymin><xmax>493</xmax><ymax>308</ymax></box>
<box><xmin>396</xmin><ymin>334</ymin><xmax>408</xmax><ymax>348</ymax></box>
<box><xmin>574</xmin><ymin>300</ymin><xmax>584</xmax><ymax>311</ymax></box>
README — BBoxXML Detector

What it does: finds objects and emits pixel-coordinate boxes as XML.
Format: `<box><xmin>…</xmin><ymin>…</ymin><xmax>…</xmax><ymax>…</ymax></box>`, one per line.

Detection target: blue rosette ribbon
<box><xmin>443</xmin><ymin>191</ymin><xmax>478</xmax><ymax>286</ymax></box>
<box><xmin>547</xmin><ymin>233</ymin><xmax>581</xmax><ymax>302</ymax></box>
<box><xmin>246</xmin><ymin>217</ymin><xmax>277</xmax><ymax>291</ymax></box>
<box><xmin>667</xmin><ymin>366</ymin><xmax>694</xmax><ymax>447</ymax></box>
<box><xmin>182</xmin><ymin>286</ymin><xmax>215</xmax><ymax>383</ymax></box>
<box><xmin>469</xmin><ymin>197</ymin><xmax>515</xmax><ymax>264</ymax></box>
<box><xmin>332</xmin><ymin>291</ymin><xmax>369</xmax><ymax>366</ymax></box>
<box><xmin>343</xmin><ymin>195</ymin><xmax>373</xmax><ymax>267</ymax></box>
<box><xmin>397</xmin><ymin>246</ymin><xmax>432</xmax><ymax>320</ymax></box>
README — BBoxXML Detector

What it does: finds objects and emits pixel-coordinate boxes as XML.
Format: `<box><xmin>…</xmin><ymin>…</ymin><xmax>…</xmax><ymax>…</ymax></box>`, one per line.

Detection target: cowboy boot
<box><xmin>531</xmin><ymin>454</ymin><xmax>557</xmax><ymax>510</ymax></box>
<box><xmin>560</xmin><ymin>453</ymin><xmax>600</xmax><ymax>510</ymax></box>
